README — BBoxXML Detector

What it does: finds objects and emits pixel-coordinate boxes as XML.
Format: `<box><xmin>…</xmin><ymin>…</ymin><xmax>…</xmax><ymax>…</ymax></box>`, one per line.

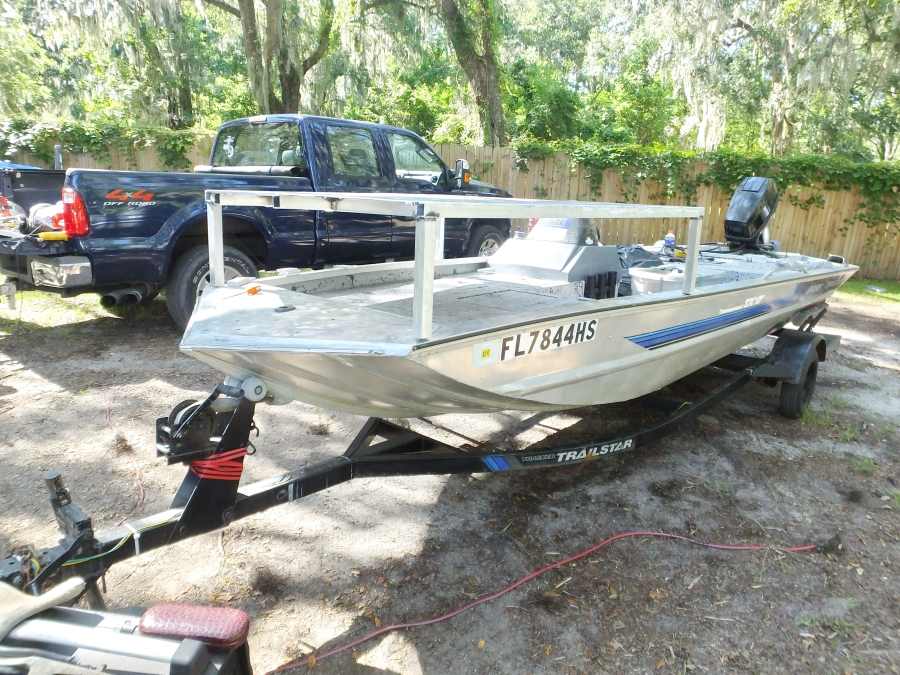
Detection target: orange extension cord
<box><xmin>266</xmin><ymin>529</ymin><xmax>823</xmax><ymax>672</ymax></box>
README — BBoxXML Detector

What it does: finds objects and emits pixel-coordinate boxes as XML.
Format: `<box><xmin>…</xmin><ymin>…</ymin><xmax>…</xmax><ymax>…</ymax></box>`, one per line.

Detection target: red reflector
<box><xmin>62</xmin><ymin>187</ymin><xmax>90</xmax><ymax>237</ymax></box>
<box><xmin>139</xmin><ymin>604</ymin><xmax>250</xmax><ymax>650</ymax></box>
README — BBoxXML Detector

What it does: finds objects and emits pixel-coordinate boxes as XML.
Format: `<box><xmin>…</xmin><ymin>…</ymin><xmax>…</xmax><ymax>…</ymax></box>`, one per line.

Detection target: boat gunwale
<box><xmin>412</xmin><ymin>264</ymin><xmax>856</xmax><ymax>350</ymax></box>
<box><xmin>183</xmin><ymin>264</ymin><xmax>856</xmax><ymax>356</ymax></box>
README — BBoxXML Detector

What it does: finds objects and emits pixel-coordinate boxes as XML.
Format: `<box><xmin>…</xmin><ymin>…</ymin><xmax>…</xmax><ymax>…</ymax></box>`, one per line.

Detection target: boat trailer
<box><xmin>1</xmin><ymin>327</ymin><xmax>837</xmax><ymax>603</ymax></box>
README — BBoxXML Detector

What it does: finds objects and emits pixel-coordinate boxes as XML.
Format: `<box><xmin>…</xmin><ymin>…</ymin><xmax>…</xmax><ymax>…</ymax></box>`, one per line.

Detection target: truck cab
<box><xmin>0</xmin><ymin>115</ymin><xmax>511</xmax><ymax>327</ymax></box>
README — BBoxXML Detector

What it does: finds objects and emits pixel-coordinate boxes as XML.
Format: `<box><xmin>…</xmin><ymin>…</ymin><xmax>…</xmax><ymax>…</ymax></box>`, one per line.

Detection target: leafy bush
<box><xmin>518</xmin><ymin>138</ymin><xmax>900</xmax><ymax>230</ymax></box>
<box><xmin>0</xmin><ymin>117</ymin><xmax>209</xmax><ymax>169</ymax></box>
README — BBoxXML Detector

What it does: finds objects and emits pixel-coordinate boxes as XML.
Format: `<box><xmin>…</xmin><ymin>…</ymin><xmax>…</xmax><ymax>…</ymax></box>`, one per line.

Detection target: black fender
<box><xmin>753</xmin><ymin>329</ymin><xmax>840</xmax><ymax>384</ymax></box>
<box><xmin>166</xmin><ymin>211</ymin><xmax>270</xmax><ymax>279</ymax></box>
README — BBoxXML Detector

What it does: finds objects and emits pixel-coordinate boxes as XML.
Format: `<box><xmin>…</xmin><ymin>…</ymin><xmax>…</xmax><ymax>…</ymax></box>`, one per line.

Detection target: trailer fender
<box><xmin>753</xmin><ymin>329</ymin><xmax>840</xmax><ymax>384</ymax></box>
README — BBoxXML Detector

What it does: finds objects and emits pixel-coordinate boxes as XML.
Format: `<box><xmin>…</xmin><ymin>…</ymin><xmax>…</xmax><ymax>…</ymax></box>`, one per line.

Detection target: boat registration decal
<box><xmin>473</xmin><ymin>319</ymin><xmax>598</xmax><ymax>366</ymax></box>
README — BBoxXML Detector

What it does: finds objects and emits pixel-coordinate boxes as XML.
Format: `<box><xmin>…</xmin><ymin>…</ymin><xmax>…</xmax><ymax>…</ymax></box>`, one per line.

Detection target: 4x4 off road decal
<box><xmin>482</xmin><ymin>437</ymin><xmax>635</xmax><ymax>471</ymax></box>
<box><xmin>474</xmin><ymin>318</ymin><xmax>598</xmax><ymax>366</ymax></box>
<box><xmin>104</xmin><ymin>188</ymin><xmax>157</xmax><ymax>207</ymax></box>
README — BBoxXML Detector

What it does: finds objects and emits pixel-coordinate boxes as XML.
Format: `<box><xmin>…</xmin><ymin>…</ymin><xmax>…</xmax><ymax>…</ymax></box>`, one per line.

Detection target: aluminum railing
<box><xmin>204</xmin><ymin>190</ymin><xmax>705</xmax><ymax>341</ymax></box>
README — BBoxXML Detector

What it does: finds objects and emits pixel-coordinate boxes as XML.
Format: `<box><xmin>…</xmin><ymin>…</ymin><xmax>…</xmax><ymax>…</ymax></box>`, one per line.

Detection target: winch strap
<box><xmin>190</xmin><ymin>448</ymin><xmax>248</xmax><ymax>481</ymax></box>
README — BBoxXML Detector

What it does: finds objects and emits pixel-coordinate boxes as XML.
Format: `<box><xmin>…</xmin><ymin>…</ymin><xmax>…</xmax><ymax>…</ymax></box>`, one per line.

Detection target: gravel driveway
<box><xmin>1</xmin><ymin>289</ymin><xmax>897</xmax><ymax>674</ymax></box>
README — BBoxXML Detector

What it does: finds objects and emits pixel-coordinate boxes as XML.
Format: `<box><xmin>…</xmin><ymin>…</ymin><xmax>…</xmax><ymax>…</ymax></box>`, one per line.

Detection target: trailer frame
<box><xmin>0</xmin><ymin>328</ymin><xmax>837</xmax><ymax>602</ymax></box>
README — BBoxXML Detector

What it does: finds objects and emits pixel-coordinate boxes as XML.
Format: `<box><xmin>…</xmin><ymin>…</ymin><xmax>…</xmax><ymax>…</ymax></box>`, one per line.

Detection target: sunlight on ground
<box><xmin>0</xmin><ymin>286</ymin><xmax>110</xmax><ymax>332</ymax></box>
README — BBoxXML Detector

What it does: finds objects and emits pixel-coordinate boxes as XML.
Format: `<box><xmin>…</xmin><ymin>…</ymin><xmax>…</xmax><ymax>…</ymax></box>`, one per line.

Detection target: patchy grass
<box><xmin>838</xmin><ymin>424</ymin><xmax>861</xmax><ymax>443</ymax></box>
<box><xmin>0</xmin><ymin>287</ymin><xmax>105</xmax><ymax>332</ymax></box>
<box><xmin>835</xmin><ymin>278</ymin><xmax>900</xmax><ymax>304</ymax></box>
<box><xmin>110</xmin><ymin>433</ymin><xmax>135</xmax><ymax>455</ymax></box>
<box><xmin>797</xmin><ymin>615</ymin><xmax>858</xmax><ymax>640</ymax></box>
<box><xmin>850</xmin><ymin>457</ymin><xmax>877</xmax><ymax>476</ymax></box>
<box><xmin>801</xmin><ymin>406</ymin><xmax>866</xmax><ymax>445</ymax></box>
<box><xmin>250</xmin><ymin>567</ymin><xmax>288</xmax><ymax>596</ymax></box>
<box><xmin>0</xmin><ymin>284</ymin><xmax>169</xmax><ymax>339</ymax></box>
<box><xmin>828</xmin><ymin>395</ymin><xmax>854</xmax><ymax>411</ymax></box>
<box><xmin>801</xmin><ymin>406</ymin><xmax>833</xmax><ymax>428</ymax></box>
<box><xmin>307</xmin><ymin>420</ymin><xmax>331</xmax><ymax>436</ymax></box>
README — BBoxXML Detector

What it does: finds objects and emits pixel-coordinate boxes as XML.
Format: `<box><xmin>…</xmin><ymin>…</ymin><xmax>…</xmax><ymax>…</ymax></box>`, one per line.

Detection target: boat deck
<box><xmin>185</xmin><ymin>250</ymin><xmax>834</xmax><ymax>357</ymax></box>
<box><xmin>318</xmin><ymin>271</ymin><xmax>595</xmax><ymax>338</ymax></box>
<box><xmin>187</xmin><ymin>270</ymin><xmax>603</xmax><ymax>352</ymax></box>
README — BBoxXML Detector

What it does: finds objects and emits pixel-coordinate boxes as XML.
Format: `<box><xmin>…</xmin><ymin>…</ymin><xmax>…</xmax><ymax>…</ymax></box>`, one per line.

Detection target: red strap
<box><xmin>190</xmin><ymin>448</ymin><xmax>247</xmax><ymax>481</ymax></box>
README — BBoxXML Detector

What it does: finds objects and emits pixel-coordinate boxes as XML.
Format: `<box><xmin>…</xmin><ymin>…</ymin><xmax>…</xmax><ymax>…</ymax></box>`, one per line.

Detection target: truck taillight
<box><xmin>62</xmin><ymin>187</ymin><xmax>90</xmax><ymax>237</ymax></box>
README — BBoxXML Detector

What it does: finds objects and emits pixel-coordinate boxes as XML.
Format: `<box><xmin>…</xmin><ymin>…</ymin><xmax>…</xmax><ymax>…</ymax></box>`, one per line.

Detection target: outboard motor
<box><xmin>724</xmin><ymin>176</ymin><xmax>778</xmax><ymax>250</ymax></box>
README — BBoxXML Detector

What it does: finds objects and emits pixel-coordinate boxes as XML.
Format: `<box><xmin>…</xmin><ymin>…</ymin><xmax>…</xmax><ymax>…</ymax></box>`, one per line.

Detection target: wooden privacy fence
<box><xmin>434</xmin><ymin>144</ymin><xmax>899</xmax><ymax>280</ymax></box>
<box><xmin>17</xmin><ymin>139</ymin><xmax>898</xmax><ymax>279</ymax></box>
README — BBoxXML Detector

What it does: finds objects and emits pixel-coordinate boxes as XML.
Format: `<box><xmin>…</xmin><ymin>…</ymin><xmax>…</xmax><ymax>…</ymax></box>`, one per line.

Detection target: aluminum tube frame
<box><xmin>682</xmin><ymin>216</ymin><xmax>703</xmax><ymax>295</ymax></box>
<box><xmin>205</xmin><ymin>190</ymin><xmax>705</xmax><ymax>221</ymax></box>
<box><xmin>205</xmin><ymin>195</ymin><xmax>226</xmax><ymax>288</ymax></box>
<box><xmin>202</xmin><ymin>189</ymin><xmax>707</xmax><ymax>336</ymax></box>
<box><xmin>413</xmin><ymin>209</ymin><xmax>439</xmax><ymax>340</ymax></box>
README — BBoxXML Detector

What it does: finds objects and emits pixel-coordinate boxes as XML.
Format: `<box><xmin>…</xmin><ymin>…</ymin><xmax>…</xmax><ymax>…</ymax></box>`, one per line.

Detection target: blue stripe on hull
<box><xmin>627</xmin><ymin>304</ymin><xmax>771</xmax><ymax>350</ymax></box>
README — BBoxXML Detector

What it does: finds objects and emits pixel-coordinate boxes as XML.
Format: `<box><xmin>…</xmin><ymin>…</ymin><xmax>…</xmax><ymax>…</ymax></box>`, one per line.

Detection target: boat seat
<box><xmin>488</xmin><ymin>239</ymin><xmax>621</xmax><ymax>285</ymax></box>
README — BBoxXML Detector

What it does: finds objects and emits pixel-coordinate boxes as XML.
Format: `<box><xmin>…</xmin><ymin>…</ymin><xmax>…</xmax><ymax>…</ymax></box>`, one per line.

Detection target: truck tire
<box><xmin>466</xmin><ymin>223</ymin><xmax>506</xmax><ymax>257</ymax></box>
<box><xmin>166</xmin><ymin>245</ymin><xmax>257</xmax><ymax>329</ymax></box>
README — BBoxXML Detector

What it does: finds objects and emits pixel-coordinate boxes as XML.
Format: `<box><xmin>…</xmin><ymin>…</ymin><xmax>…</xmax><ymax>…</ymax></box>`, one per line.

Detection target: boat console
<box><xmin>487</xmin><ymin>217</ymin><xmax>622</xmax><ymax>298</ymax></box>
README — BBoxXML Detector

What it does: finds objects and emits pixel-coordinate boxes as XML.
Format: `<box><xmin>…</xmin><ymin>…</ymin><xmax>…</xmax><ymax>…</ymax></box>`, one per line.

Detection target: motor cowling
<box><xmin>724</xmin><ymin>176</ymin><xmax>778</xmax><ymax>249</ymax></box>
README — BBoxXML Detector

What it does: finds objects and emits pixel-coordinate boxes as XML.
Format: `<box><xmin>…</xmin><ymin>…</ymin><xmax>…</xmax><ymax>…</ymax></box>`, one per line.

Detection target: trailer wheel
<box><xmin>166</xmin><ymin>245</ymin><xmax>257</xmax><ymax>329</ymax></box>
<box><xmin>466</xmin><ymin>223</ymin><xmax>506</xmax><ymax>257</ymax></box>
<box><xmin>778</xmin><ymin>359</ymin><xmax>818</xmax><ymax>419</ymax></box>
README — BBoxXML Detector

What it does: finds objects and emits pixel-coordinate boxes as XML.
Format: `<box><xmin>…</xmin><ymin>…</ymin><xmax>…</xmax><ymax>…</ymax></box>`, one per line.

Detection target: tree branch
<box><xmin>301</xmin><ymin>0</ymin><xmax>335</xmax><ymax>75</ymax></box>
<box><xmin>202</xmin><ymin>0</ymin><xmax>241</xmax><ymax>18</ymax></box>
<box><xmin>362</xmin><ymin>0</ymin><xmax>431</xmax><ymax>13</ymax></box>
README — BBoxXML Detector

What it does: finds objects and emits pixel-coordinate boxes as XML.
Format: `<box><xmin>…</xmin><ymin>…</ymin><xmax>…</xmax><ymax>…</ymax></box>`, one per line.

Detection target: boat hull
<box><xmin>183</xmin><ymin>269</ymin><xmax>855</xmax><ymax>417</ymax></box>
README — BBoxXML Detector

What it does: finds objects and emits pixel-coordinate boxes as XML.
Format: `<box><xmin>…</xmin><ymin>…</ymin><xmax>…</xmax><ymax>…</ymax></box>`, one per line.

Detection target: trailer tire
<box><xmin>166</xmin><ymin>245</ymin><xmax>257</xmax><ymax>329</ymax></box>
<box><xmin>778</xmin><ymin>359</ymin><xmax>818</xmax><ymax>419</ymax></box>
<box><xmin>466</xmin><ymin>223</ymin><xmax>506</xmax><ymax>257</ymax></box>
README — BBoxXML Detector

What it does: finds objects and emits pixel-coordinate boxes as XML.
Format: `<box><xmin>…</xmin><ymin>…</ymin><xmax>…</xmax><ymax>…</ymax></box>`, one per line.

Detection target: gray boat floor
<box><xmin>315</xmin><ymin>272</ymin><xmax>595</xmax><ymax>340</ymax></box>
<box><xmin>194</xmin><ymin>272</ymin><xmax>605</xmax><ymax>349</ymax></box>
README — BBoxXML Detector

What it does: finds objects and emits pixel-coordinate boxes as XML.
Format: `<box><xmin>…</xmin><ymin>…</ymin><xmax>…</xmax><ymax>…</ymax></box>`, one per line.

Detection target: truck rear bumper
<box><xmin>29</xmin><ymin>256</ymin><xmax>93</xmax><ymax>287</ymax></box>
<box><xmin>0</xmin><ymin>234</ymin><xmax>93</xmax><ymax>289</ymax></box>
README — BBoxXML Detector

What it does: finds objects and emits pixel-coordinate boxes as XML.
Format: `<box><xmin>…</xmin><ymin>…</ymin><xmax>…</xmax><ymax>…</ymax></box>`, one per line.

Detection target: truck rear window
<box><xmin>212</xmin><ymin>122</ymin><xmax>305</xmax><ymax>169</ymax></box>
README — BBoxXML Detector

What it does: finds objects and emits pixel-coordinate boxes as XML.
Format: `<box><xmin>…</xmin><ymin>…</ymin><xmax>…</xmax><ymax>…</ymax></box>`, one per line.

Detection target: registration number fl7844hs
<box><xmin>474</xmin><ymin>318</ymin><xmax>598</xmax><ymax>366</ymax></box>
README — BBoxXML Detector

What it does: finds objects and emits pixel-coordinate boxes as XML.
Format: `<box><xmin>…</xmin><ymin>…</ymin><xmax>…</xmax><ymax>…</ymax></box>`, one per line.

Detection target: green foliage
<box><xmin>516</xmin><ymin>137</ymin><xmax>900</xmax><ymax>229</ymax></box>
<box><xmin>0</xmin><ymin>118</ymin><xmax>208</xmax><ymax>170</ymax></box>
<box><xmin>836</xmin><ymin>278</ymin><xmax>900</xmax><ymax>304</ymax></box>
<box><xmin>506</xmin><ymin>61</ymin><xmax>580</xmax><ymax>141</ymax></box>
<box><xmin>0</xmin><ymin>4</ymin><xmax>51</xmax><ymax>114</ymax></box>
<box><xmin>344</xmin><ymin>48</ymin><xmax>479</xmax><ymax>144</ymax></box>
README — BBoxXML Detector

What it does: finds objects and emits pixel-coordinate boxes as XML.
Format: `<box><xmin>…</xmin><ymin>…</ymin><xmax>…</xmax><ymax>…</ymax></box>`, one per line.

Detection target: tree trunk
<box><xmin>208</xmin><ymin>0</ymin><xmax>333</xmax><ymax>115</ymax></box>
<box><xmin>164</xmin><ymin>1</ymin><xmax>194</xmax><ymax>128</ymax></box>
<box><xmin>236</xmin><ymin>0</ymin><xmax>272</xmax><ymax>113</ymax></box>
<box><xmin>438</xmin><ymin>0</ymin><xmax>506</xmax><ymax>145</ymax></box>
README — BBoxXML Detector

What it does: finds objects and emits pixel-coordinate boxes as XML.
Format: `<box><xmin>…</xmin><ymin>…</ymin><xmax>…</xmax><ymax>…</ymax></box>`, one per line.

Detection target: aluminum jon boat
<box><xmin>181</xmin><ymin>180</ymin><xmax>856</xmax><ymax>417</ymax></box>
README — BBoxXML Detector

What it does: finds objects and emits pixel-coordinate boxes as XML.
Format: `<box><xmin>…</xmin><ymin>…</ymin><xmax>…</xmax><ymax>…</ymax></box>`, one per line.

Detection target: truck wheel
<box><xmin>166</xmin><ymin>245</ymin><xmax>257</xmax><ymax>329</ymax></box>
<box><xmin>778</xmin><ymin>359</ymin><xmax>818</xmax><ymax>419</ymax></box>
<box><xmin>466</xmin><ymin>223</ymin><xmax>506</xmax><ymax>257</ymax></box>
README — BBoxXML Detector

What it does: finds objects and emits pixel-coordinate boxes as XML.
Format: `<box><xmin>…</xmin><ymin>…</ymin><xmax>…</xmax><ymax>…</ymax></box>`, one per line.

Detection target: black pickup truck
<box><xmin>0</xmin><ymin>115</ymin><xmax>511</xmax><ymax>326</ymax></box>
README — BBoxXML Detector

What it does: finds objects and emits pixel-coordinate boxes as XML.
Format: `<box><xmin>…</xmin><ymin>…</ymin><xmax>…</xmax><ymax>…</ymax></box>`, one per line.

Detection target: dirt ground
<box><xmin>0</xmin><ymin>288</ymin><xmax>897</xmax><ymax>674</ymax></box>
